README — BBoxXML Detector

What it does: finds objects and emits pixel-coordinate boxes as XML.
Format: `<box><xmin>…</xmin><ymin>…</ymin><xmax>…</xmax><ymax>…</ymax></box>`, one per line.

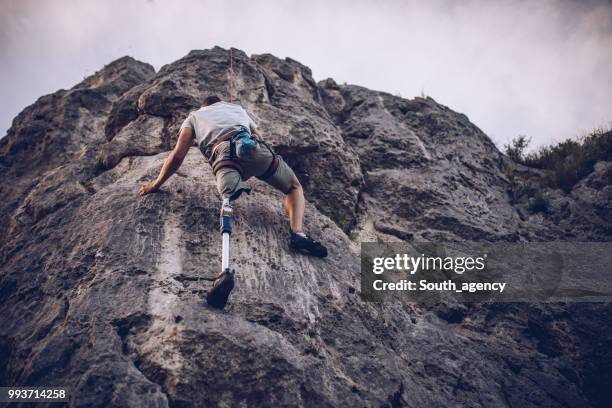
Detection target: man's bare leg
<box><xmin>284</xmin><ymin>176</ymin><xmax>304</xmax><ymax>233</ymax></box>
<box><xmin>284</xmin><ymin>176</ymin><xmax>327</xmax><ymax>257</ymax></box>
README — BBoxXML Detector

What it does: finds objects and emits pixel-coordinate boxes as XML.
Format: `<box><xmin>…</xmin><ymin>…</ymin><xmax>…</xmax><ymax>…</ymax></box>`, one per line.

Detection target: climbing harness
<box><xmin>204</xmin><ymin>128</ymin><xmax>248</xmax><ymax>177</ymax></box>
<box><xmin>205</xmin><ymin>131</ymin><xmax>280</xmax><ymax>181</ymax></box>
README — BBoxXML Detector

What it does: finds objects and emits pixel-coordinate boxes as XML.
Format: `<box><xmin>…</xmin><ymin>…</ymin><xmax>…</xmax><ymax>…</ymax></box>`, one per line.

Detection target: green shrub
<box><xmin>504</xmin><ymin>135</ymin><xmax>531</xmax><ymax>162</ymax></box>
<box><xmin>526</xmin><ymin>128</ymin><xmax>611</xmax><ymax>192</ymax></box>
<box><xmin>506</xmin><ymin>127</ymin><xmax>612</xmax><ymax>192</ymax></box>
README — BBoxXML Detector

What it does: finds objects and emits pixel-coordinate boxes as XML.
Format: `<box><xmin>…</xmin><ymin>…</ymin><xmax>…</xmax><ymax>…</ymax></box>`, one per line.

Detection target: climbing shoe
<box><xmin>289</xmin><ymin>232</ymin><xmax>328</xmax><ymax>258</ymax></box>
<box><xmin>206</xmin><ymin>269</ymin><xmax>235</xmax><ymax>309</ymax></box>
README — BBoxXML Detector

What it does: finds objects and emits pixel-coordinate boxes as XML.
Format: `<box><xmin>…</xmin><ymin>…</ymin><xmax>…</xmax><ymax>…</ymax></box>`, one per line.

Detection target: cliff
<box><xmin>1</xmin><ymin>47</ymin><xmax>610</xmax><ymax>407</ymax></box>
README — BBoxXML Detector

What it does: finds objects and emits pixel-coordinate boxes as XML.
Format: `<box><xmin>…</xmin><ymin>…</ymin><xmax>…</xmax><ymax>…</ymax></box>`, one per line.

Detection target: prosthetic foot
<box><xmin>206</xmin><ymin>269</ymin><xmax>234</xmax><ymax>309</ymax></box>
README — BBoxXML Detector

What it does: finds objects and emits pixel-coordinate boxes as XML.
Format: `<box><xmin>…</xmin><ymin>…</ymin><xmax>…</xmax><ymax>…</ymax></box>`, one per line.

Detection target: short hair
<box><xmin>202</xmin><ymin>95</ymin><xmax>221</xmax><ymax>106</ymax></box>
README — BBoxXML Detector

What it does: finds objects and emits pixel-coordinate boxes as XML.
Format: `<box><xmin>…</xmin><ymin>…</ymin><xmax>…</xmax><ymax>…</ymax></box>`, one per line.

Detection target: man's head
<box><xmin>202</xmin><ymin>95</ymin><xmax>222</xmax><ymax>107</ymax></box>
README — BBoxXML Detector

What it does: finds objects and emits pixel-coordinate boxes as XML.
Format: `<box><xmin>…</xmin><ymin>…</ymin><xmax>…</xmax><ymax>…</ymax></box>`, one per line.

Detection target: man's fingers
<box><xmin>139</xmin><ymin>181</ymin><xmax>159</xmax><ymax>196</ymax></box>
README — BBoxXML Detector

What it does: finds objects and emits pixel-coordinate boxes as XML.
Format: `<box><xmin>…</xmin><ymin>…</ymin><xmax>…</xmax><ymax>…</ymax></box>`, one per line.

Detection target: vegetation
<box><xmin>504</xmin><ymin>127</ymin><xmax>612</xmax><ymax>192</ymax></box>
<box><xmin>503</xmin><ymin>135</ymin><xmax>531</xmax><ymax>163</ymax></box>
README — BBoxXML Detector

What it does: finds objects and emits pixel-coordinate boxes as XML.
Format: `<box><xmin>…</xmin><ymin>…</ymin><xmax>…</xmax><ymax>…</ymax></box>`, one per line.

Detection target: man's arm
<box><xmin>139</xmin><ymin>127</ymin><xmax>194</xmax><ymax>196</ymax></box>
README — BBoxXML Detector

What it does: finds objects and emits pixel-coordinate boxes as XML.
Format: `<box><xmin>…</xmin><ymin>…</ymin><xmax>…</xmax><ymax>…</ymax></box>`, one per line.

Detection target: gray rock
<box><xmin>0</xmin><ymin>47</ymin><xmax>610</xmax><ymax>407</ymax></box>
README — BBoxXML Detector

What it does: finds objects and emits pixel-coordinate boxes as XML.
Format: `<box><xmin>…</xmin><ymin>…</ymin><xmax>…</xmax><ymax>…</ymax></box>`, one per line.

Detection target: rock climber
<box><xmin>138</xmin><ymin>96</ymin><xmax>328</xmax><ymax>305</ymax></box>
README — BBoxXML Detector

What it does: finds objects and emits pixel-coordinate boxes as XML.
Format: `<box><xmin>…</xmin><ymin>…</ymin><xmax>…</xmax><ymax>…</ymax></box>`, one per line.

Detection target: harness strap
<box><xmin>258</xmin><ymin>155</ymin><xmax>280</xmax><ymax>180</ymax></box>
<box><xmin>229</xmin><ymin>138</ymin><xmax>235</xmax><ymax>161</ymax></box>
<box><xmin>213</xmin><ymin>159</ymin><xmax>243</xmax><ymax>177</ymax></box>
<box><xmin>204</xmin><ymin>127</ymin><xmax>249</xmax><ymax>161</ymax></box>
<box><xmin>204</xmin><ymin>134</ymin><xmax>230</xmax><ymax>161</ymax></box>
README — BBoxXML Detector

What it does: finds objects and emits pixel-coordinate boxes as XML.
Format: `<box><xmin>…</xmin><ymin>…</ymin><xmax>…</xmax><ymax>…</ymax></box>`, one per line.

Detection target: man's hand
<box><xmin>138</xmin><ymin>127</ymin><xmax>194</xmax><ymax>197</ymax></box>
<box><xmin>139</xmin><ymin>180</ymin><xmax>160</xmax><ymax>196</ymax></box>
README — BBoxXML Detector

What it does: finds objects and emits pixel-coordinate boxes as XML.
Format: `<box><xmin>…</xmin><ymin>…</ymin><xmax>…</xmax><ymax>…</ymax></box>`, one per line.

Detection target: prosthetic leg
<box><xmin>206</xmin><ymin>197</ymin><xmax>236</xmax><ymax>309</ymax></box>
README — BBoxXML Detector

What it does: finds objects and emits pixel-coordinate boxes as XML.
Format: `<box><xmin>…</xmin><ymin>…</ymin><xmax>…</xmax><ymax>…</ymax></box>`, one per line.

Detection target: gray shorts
<box><xmin>209</xmin><ymin>138</ymin><xmax>296</xmax><ymax>200</ymax></box>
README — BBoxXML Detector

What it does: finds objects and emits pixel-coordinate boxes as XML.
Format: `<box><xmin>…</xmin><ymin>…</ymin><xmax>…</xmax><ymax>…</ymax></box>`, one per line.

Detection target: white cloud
<box><xmin>1</xmin><ymin>0</ymin><xmax>611</xmax><ymax>150</ymax></box>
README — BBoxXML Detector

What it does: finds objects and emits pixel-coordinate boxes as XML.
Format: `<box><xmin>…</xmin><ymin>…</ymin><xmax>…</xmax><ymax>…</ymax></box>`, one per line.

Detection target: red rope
<box><xmin>227</xmin><ymin>48</ymin><xmax>235</xmax><ymax>102</ymax></box>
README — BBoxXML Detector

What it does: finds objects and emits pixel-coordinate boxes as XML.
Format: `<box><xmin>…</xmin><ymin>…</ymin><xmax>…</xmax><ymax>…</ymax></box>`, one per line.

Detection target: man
<box><xmin>139</xmin><ymin>96</ymin><xmax>327</xmax><ymax>305</ymax></box>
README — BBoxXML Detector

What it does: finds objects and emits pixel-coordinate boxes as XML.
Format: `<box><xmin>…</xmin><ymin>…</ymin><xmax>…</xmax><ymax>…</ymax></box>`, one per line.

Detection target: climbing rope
<box><xmin>227</xmin><ymin>48</ymin><xmax>235</xmax><ymax>102</ymax></box>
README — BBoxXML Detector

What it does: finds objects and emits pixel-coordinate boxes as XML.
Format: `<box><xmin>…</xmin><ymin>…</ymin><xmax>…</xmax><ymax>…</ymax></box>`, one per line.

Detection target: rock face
<box><xmin>0</xmin><ymin>47</ymin><xmax>610</xmax><ymax>407</ymax></box>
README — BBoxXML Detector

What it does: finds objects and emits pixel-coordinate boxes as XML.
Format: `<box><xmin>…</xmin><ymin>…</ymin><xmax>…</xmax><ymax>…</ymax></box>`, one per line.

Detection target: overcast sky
<box><xmin>1</xmin><ymin>0</ymin><xmax>611</xmax><ymax>149</ymax></box>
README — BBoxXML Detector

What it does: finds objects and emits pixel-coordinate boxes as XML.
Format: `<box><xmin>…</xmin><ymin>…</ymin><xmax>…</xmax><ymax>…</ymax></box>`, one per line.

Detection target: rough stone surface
<box><xmin>1</xmin><ymin>47</ymin><xmax>610</xmax><ymax>407</ymax></box>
